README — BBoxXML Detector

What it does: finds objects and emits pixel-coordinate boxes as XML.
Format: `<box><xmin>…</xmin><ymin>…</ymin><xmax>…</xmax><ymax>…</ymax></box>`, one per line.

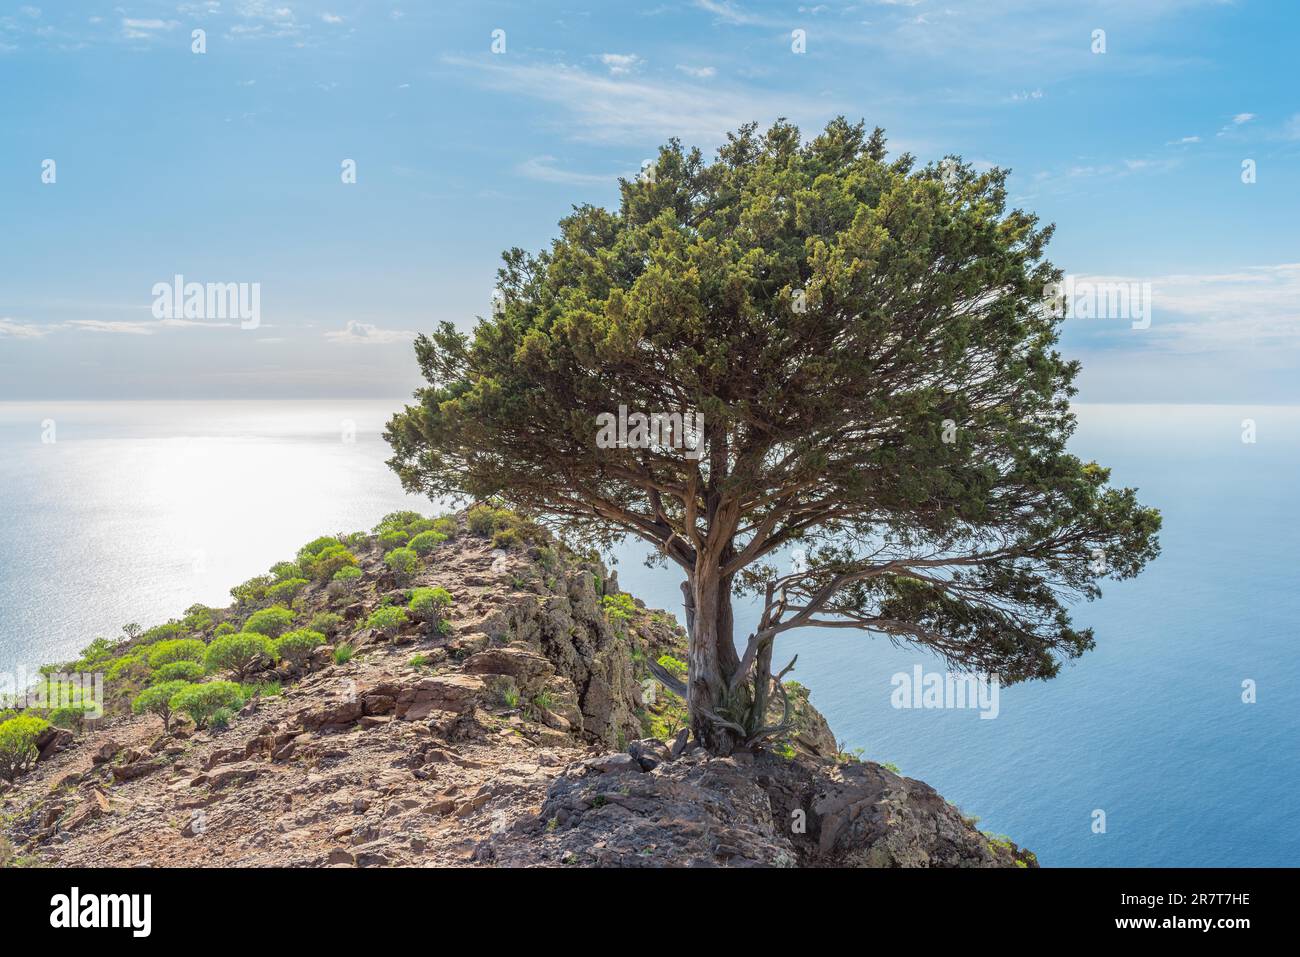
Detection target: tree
<box><xmin>204</xmin><ymin>633</ymin><xmax>274</xmax><ymax>681</ymax></box>
<box><xmin>385</xmin><ymin>118</ymin><xmax>1161</xmax><ymax>755</ymax></box>
<box><xmin>168</xmin><ymin>682</ymin><xmax>245</xmax><ymax>730</ymax></box>
<box><xmin>0</xmin><ymin>714</ymin><xmax>49</xmax><ymax>782</ymax></box>
<box><xmin>132</xmin><ymin>680</ymin><xmax>191</xmax><ymax>732</ymax></box>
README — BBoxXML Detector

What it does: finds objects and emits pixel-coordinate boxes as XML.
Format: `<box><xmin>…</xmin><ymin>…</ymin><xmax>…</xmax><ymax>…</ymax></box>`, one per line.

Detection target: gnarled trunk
<box><xmin>685</xmin><ymin>566</ymin><xmax>740</xmax><ymax>755</ymax></box>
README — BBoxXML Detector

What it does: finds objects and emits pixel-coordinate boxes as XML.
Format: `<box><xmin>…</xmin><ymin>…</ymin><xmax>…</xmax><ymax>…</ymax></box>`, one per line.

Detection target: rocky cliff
<box><xmin>0</xmin><ymin>511</ymin><xmax>1034</xmax><ymax>868</ymax></box>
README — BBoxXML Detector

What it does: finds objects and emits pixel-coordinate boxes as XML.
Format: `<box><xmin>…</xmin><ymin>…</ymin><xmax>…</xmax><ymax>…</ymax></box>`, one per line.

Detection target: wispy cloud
<box><xmin>121</xmin><ymin>18</ymin><xmax>179</xmax><ymax>40</ymax></box>
<box><xmin>516</xmin><ymin>156</ymin><xmax>627</xmax><ymax>187</ymax></box>
<box><xmin>448</xmin><ymin>57</ymin><xmax>838</xmax><ymax>145</ymax></box>
<box><xmin>0</xmin><ymin>318</ymin><xmax>51</xmax><ymax>339</ymax></box>
<box><xmin>324</xmin><ymin>320</ymin><xmax>417</xmax><ymax>345</ymax></box>
<box><xmin>599</xmin><ymin>53</ymin><xmax>642</xmax><ymax>75</ymax></box>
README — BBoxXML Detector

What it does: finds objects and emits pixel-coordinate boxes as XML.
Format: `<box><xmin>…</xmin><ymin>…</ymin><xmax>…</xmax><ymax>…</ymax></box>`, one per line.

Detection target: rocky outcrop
<box><xmin>479</xmin><ymin>740</ymin><xmax>1036</xmax><ymax>868</ymax></box>
<box><xmin>0</xmin><ymin>513</ymin><xmax>1034</xmax><ymax>869</ymax></box>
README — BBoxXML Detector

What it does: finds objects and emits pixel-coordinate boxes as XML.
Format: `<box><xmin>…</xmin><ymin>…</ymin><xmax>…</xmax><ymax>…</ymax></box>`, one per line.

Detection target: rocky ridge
<box><xmin>0</xmin><ymin>515</ymin><xmax>1035</xmax><ymax>868</ymax></box>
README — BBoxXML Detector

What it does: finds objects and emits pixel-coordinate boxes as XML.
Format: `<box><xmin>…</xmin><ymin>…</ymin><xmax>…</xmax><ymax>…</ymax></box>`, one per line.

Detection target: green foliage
<box><xmin>182</xmin><ymin>605</ymin><xmax>215</xmax><ymax>632</ymax></box>
<box><xmin>408</xmin><ymin>654</ymin><xmax>430</xmax><ymax>668</ymax></box>
<box><xmin>332</xmin><ymin>565</ymin><xmax>362</xmax><ymax>584</ymax></box>
<box><xmin>302</xmin><ymin>543</ymin><xmax>357</xmax><ymax>582</ymax></box>
<box><xmin>230</xmin><ymin>575</ymin><xmax>274</xmax><ymax>608</ymax></box>
<box><xmin>105</xmin><ymin>654</ymin><xmax>149</xmax><ymax>683</ymax></box>
<box><xmin>212</xmin><ymin>621</ymin><xmax>237</xmax><ymax>637</ymax></box>
<box><xmin>147</xmin><ymin>638</ymin><xmax>206</xmax><ymax>669</ymax></box>
<box><xmin>169</xmin><ymin>681</ymin><xmax>244</xmax><ymax>730</ymax></box>
<box><xmin>269</xmin><ymin>561</ymin><xmax>303</xmax><ymax>581</ymax></box>
<box><xmin>140</xmin><ymin>623</ymin><xmax>183</xmax><ymax>644</ymax></box>
<box><xmin>467</xmin><ymin>504</ymin><xmax>513</xmax><ymax>537</ymax></box>
<box><xmin>267</xmin><ymin>577</ymin><xmax>309</xmax><ymax>602</ymax></box>
<box><xmin>373</xmin><ymin>511</ymin><xmax>425</xmax><ymax>534</ymax></box>
<box><xmin>431</xmin><ymin>517</ymin><xmax>458</xmax><ymax>538</ymax></box>
<box><xmin>378</xmin><ymin>529</ymin><xmax>409</xmax><ymax>551</ymax></box>
<box><xmin>77</xmin><ymin>637</ymin><xmax>117</xmax><ymax>665</ymax></box>
<box><xmin>296</xmin><ymin>536</ymin><xmax>343</xmax><ymax>563</ymax></box>
<box><xmin>273</xmin><ymin>629</ymin><xmax>325</xmax><ymax>666</ymax></box>
<box><xmin>0</xmin><ymin>715</ymin><xmax>50</xmax><ymax>782</ymax></box>
<box><xmin>492</xmin><ymin>528</ymin><xmax>521</xmax><ymax>550</ymax></box>
<box><xmin>333</xmin><ymin>643</ymin><xmax>355</xmax><ymax>665</ymax></box>
<box><xmin>408</xmin><ymin>586</ymin><xmax>453</xmax><ymax>625</ymax></box>
<box><xmin>308</xmin><ymin>612</ymin><xmax>345</xmax><ymax>636</ymax></box>
<box><xmin>132</xmin><ymin>680</ymin><xmax>191</xmax><ymax>731</ymax></box>
<box><xmin>656</xmin><ymin>654</ymin><xmax>687</xmax><ymax>678</ymax></box>
<box><xmin>204</xmin><ymin>633</ymin><xmax>274</xmax><ymax>680</ymax></box>
<box><xmin>367</xmin><ymin>606</ymin><xmax>407</xmax><ymax>637</ymax></box>
<box><xmin>242</xmin><ymin>606</ymin><xmax>294</xmax><ymax>638</ymax></box>
<box><xmin>601</xmin><ymin>593</ymin><xmax>637</xmax><ymax>627</ymax></box>
<box><xmin>384</xmin><ymin>118</ymin><xmax>1163</xmax><ymax>750</ymax></box>
<box><xmin>408</xmin><ymin>530</ymin><xmax>448</xmax><ymax>555</ymax></box>
<box><xmin>208</xmin><ymin>707</ymin><xmax>234</xmax><ymax>731</ymax></box>
<box><xmin>151</xmin><ymin>661</ymin><xmax>204</xmax><ymax>684</ymax></box>
<box><xmin>384</xmin><ymin>547</ymin><xmax>419</xmax><ymax>586</ymax></box>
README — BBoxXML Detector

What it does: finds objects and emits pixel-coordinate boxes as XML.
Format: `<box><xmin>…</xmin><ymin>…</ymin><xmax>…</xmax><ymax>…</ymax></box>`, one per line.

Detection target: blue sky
<box><xmin>1</xmin><ymin>0</ymin><xmax>1297</xmax><ymax>400</ymax></box>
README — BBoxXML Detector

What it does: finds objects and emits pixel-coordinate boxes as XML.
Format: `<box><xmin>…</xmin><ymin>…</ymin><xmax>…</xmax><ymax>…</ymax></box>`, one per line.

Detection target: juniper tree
<box><xmin>385</xmin><ymin>118</ymin><xmax>1161</xmax><ymax>755</ymax></box>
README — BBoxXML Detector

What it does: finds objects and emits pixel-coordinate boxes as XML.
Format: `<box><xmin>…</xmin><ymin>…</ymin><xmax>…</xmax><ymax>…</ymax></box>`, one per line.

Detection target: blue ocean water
<box><xmin>1</xmin><ymin>400</ymin><xmax>1295</xmax><ymax>866</ymax></box>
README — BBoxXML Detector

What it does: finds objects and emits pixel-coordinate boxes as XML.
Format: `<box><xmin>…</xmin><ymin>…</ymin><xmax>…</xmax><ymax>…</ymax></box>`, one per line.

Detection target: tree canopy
<box><xmin>385</xmin><ymin>118</ymin><xmax>1161</xmax><ymax>754</ymax></box>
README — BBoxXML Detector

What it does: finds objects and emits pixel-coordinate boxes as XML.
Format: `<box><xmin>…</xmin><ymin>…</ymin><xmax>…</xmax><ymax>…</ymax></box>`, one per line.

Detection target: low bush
<box><xmin>378</xmin><ymin>529</ymin><xmax>409</xmax><ymax>551</ymax></box>
<box><xmin>147</xmin><ymin>638</ymin><xmax>207</xmax><ymax>669</ymax></box>
<box><xmin>269</xmin><ymin>561</ymin><xmax>303</xmax><ymax>581</ymax></box>
<box><xmin>333</xmin><ymin>643</ymin><xmax>354</xmax><ymax>665</ymax></box>
<box><xmin>273</xmin><ymin>629</ymin><xmax>325</xmax><ymax>667</ymax></box>
<box><xmin>0</xmin><ymin>715</ymin><xmax>50</xmax><ymax>782</ymax></box>
<box><xmin>212</xmin><ymin>621</ymin><xmax>237</xmax><ymax>638</ymax></box>
<box><xmin>408</xmin><ymin>530</ymin><xmax>447</xmax><ymax>555</ymax></box>
<box><xmin>308</xmin><ymin>612</ymin><xmax>344</xmax><ymax>636</ymax></box>
<box><xmin>242</xmin><ymin>606</ymin><xmax>294</xmax><ymax>638</ymax></box>
<box><xmin>204</xmin><ymin>633</ymin><xmax>275</xmax><ymax>680</ymax></box>
<box><xmin>151</xmin><ymin>661</ymin><xmax>204</xmax><ymax>684</ymax></box>
<box><xmin>303</xmin><ymin>543</ymin><xmax>357</xmax><ymax>582</ymax></box>
<box><xmin>169</xmin><ymin>681</ymin><xmax>244</xmax><ymax>730</ymax></box>
<box><xmin>384</xmin><ymin>547</ymin><xmax>419</xmax><ymax>586</ymax></box>
<box><xmin>367</xmin><ymin>606</ymin><xmax>407</xmax><ymax>638</ymax></box>
<box><xmin>409</xmin><ymin>587</ymin><xmax>452</xmax><ymax>625</ymax></box>
<box><xmin>267</xmin><ymin>577</ymin><xmax>309</xmax><ymax>602</ymax></box>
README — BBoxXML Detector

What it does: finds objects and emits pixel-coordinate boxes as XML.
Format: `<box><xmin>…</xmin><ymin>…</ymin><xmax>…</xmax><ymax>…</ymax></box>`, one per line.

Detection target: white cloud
<box><xmin>1074</xmin><ymin>264</ymin><xmax>1300</xmax><ymax>352</ymax></box>
<box><xmin>0</xmin><ymin>318</ymin><xmax>51</xmax><ymax>339</ymax></box>
<box><xmin>1010</xmin><ymin>88</ymin><xmax>1043</xmax><ymax>102</ymax></box>
<box><xmin>516</xmin><ymin>156</ymin><xmax>626</xmax><ymax>187</ymax></box>
<box><xmin>599</xmin><ymin>53</ymin><xmax>643</xmax><ymax>76</ymax></box>
<box><xmin>449</xmin><ymin>57</ymin><xmax>839</xmax><ymax>146</ymax></box>
<box><xmin>322</xmin><ymin>13</ymin><xmax>344</xmax><ymax>24</ymax></box>
<box><xmin>676</xmin><ymin>64</ymin><xmax>717</xmax><ymax>78</ymax></box>
<box><xmin>1232</xmin><ymin>112</ymin><xmax>1256</xmax><ymax>125</ymax></box>
<box><xmin>121</xmin><ymin>18</ymin><xmax>179</xmax><ymax>39</ymax></box>
<box><xmin>325</xmin><ymin>320</ymin><xmax>417</xmax><ymax>345</ymax></box>
<box><xmin>66</xmin><ymin>319</ymin><xmax>157</xmax><ymax>335</ymax></box>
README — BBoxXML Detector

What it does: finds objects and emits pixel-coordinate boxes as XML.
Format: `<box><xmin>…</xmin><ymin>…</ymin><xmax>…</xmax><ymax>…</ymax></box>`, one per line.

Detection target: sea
<box><xmin>0</xmin><ymin>399</ymin><xmax>1295</xmax><ymax>866</ymax></box>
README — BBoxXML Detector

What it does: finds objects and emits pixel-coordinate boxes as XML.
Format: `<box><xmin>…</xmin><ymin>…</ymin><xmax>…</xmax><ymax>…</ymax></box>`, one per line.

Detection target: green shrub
<box><xmin>240</xmin><ymin>680</ymin><xmax>281</xmax><ymax>699</ymax></box>
<box><xmin>169</xmin><ymin>681</ymin><xmax>244</xmax><ymax>730</ymax></box>
<box><xmin>367</xmin><ymin>606</ymin><xmax>407</xmax><ymax>638</ymax></box>
<box><xmin>333</xmin><ymin>643</ymin><xmax>354</xmax><ymax>665</ymax></box>
<box><xmin>182</xmin><ymin>605</ymin><xmax>215</xmax><ymax>632</ymax></box>
<box><xmin>147</xmin><ymin>638</ymin><xmax>207</xmax><ymax>669</ymax></box>
<box><xmin>0</xmin><ymin>715</ymin><xmax>50</xmax><ymax>782</ymax></box>
<box><xmin>378</xmin><ymin>529</ymin><xmax>409</xmax><ymax>551</ymax></box>
<box><xmin>104</xmin><ymin>654</ymin><xmax>149</xmax><ymax>684</ymax></box>
<box><xmin>431</xmin><ymin>516</ymin><xmax>458</xmax><ymax>538</ymax></box>
<box><xmin>273</xmin><ymin>629</ymin><xmax>325</xmax><ymax>666</ymax></box>
<box><xmin>308</xmin><ymin>612</ymin><xmax>344</xmax><ymax>636</ymax></box>
<box><xmin>209</xmin><ymin>707</ymin><xmax>234</xmax><ymax>732</ymax></box>
<box><xmin>656</xmin><ymin>654</ymin><xmax>687</xmax><ymax>678</ymax></box>
<box><xmin>269</xmin><ymin>561</ymin><xmax>303</xmax><ymax>581</ymax></box>
<box><xmin>492</xmin><ymin>528</ymin><xmax>521</xmax><ymax>550</ymax></box>
<box><xmin>131</xmin><ymin>680</ymin><xmax>191</xmax><ymax>732</ymax></box>
<box><xmin>204</xmin><ymin>633</ymin><xmax>274</xmax><ymax>680</ymax></box>
<box><xmin>140</xmin><ymin>623</ymin><xmax>183</xmax><ymax>644</ymax></box>
<box><xmin>151</xmin><ymin>661</ymin><xmax>204</xmax><ymax>684</ymax></box>
<box><xmin>296</xmin><ymin>536</ymin><xmax>343</xmax><ymax>563</ymax></box>
<box><xmin>409</xmin><ymin>587</ymin><xmax>453</xmax><ymax>625</ymax></box>
<box><xmin>467</xmin><ymin>504</ymin><xmax>508</xmax><ymax>536</ymax></box>
<box><xmin>408</xmin><ymin>530</ymin><xmax>447</xmax><ymax>556</ymax></box>
<box><xmin>384</xmin><ymin>547</ymin><xmax>419</xmax><ymax>586</ymax></box>
<box><xmin>48</xmin><ymin>707</ymin><xmax>88</xmax><ymax>730</ymax></box>
<box><xmin>333</xmin><ymin>565</ymin><xmax>362</xmax><ymax>584</ymax></box>
<box><xmin>303</xmin><ymin>543</ymin><xmax>357</xmax><ymax>582</ymax></box>
<box><xmin>267</xmin><ymin>577</ymin><xmax>309</xmax><ymax>602</ymax></box>
<box><xmin>230</xmin><ymin>575</ymin><xmax>274</xmax><ymax>607</ymax></box>
<box><xmin>373</xmin><ymin>511</ymin><xmax>425</xmax><ymax>534</ymax></box>
<box><xmin>77</xmin><ymin>637</ymin><xmax>117</xmax><ymax>666</ymax></box>
<box><xmin>242</xmin><ymin>606</ymin><xmax>294</xmax><ymax>638</ymax></box>
<box><xmin>212</xmin><ymin>621</ymin><xmax>237</xmax><ymax>638</ymax></box>
<box><xmin>409</xmin><ymin>654</ymin><xmax>429</xmax><ymax>668</ymax></box>
<box><xmin>602</xmin><ymin>593</ymin><xmax>637</xmax><ymax>626</ymax></box>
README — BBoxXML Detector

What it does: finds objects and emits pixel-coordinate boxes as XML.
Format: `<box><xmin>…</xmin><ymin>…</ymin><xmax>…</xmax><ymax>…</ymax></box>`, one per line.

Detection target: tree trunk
<box><xmin>686</xmin><ymin>565</ymin><xmax>740</xmax><ymax>754</ymax></box>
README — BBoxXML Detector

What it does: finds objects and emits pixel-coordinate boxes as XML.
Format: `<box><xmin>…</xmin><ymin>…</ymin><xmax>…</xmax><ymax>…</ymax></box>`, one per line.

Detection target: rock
<box><xmin>91</xmin><ymin>739</ymin><xmax>122</xmax><ymax>765</ymax></box>
<box><xmin>394</xmin><ymin>674</ymin><xmax>486</xmax><ymax>720</ymax></box>
<box><xmin>111</xmin><ymin>759</ymin><xmax>164</xmax><ymax>782</ymax></box>
<box><xmin>36</xmin><ymin>727</ymin><xmax>75</xmax><ymax>762</ymax></box>
<box><xmin>583</xmin><ymin>753</ymin><xmax>642</xmax><ymax>775</ymax></box>
<box><xmin>463</xmin><ymin>645</ymin><xmax>556</xmax><ymax>692</ymax></box>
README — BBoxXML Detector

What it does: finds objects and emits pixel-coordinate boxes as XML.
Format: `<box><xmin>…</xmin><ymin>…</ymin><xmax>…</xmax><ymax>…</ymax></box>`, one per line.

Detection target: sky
<box><xmin>1</xmin><ymin>0</ymin><xmax>1297</xmax><ymax>401</ymax></box>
